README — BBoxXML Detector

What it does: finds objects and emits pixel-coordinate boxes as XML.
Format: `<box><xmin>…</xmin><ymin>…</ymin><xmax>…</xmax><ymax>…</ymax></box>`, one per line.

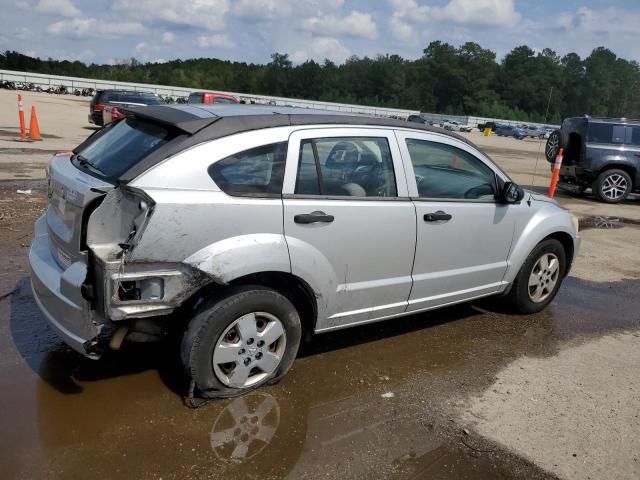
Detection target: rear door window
<box><xmin>294</xmin><ymin>137</ymin><xmax>398</xmax><ymax>197</ymax></box>
<box><xmin>73</xmin><ymin>118</ymin><xmax>174</xmax><ymax>180</ymax></box>
<box><xmin>209</xmin><ymin>142</ymin><xmax>287</xmax><ymax>197</ymax></box>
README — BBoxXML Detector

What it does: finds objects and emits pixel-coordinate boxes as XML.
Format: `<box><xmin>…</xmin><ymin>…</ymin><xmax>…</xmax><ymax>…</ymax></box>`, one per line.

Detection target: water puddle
<box><xmin>578</xmin><ymin>215</ymin><xmax>640</xmax><ymax>231</ymax></box>
<box><xmin>1</xmin><ymin>272</ymin><xmax>639</xmax><ymax>478</ymax></box>
<box><xmin>0</xmin><ymin>147</ymin><xmax>61</xmax><ymax>155</ymax></box>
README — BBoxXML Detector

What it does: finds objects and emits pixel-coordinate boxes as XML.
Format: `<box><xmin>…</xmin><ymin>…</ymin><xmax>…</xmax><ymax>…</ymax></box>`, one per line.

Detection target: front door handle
<box><xmin>424</xmin><ymin>211</ymin><xmax>452</xmax><ymax>222</ymax></box>
<box><xmin>294</xmin><ymin>211</ymin><xmax>335</xmax><ymax>224</ymax></box>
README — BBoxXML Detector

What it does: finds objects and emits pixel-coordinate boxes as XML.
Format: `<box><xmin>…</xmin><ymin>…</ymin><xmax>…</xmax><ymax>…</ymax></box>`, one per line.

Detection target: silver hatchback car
<box><xmin>29</xmin><ymin>105</ymin><xmax>580</xmax><ymax>398</ymax></box>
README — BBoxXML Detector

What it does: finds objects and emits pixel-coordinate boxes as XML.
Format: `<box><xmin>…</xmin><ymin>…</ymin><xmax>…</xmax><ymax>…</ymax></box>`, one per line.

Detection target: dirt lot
<box><xmin>0</xmin><ymin>90</ymin><xmax>639</xmax><ymax>479</ymax></box>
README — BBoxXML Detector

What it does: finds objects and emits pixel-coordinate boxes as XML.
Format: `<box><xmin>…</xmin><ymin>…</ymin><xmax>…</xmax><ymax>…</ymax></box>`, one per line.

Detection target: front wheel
<box><xmin>592</xmin><ymin>169</ymin><xmax>632</xmax><ymax>203</ymax></box>
<box><xmin>181</xmin><ymin>286</ymin><xmax>302</xmax><ymax>398</ymax></box>
<box><xmin>506</xmin><ymin>238</ymin><xmax>567</xmax><ymax>314</ymax></box>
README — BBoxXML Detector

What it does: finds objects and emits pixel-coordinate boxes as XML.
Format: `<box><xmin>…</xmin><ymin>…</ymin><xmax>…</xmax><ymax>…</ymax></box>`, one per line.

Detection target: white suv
<box><xmin>30</xmin><ymin>105</ymin><xmax>580</xmax><ymax>398</ymax></box>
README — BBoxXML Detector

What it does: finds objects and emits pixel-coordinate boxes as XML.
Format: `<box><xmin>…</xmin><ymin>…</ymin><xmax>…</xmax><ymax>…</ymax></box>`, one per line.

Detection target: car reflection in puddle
<box><xmin>210</xmin><ymin>393</ymin><xmax>280</xmax><ymax>463</ymax></box>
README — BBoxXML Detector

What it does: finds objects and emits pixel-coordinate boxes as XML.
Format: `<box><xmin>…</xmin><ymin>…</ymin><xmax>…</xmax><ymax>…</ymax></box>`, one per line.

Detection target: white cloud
<box><xmin>434</xmin><ymin>0</ymin><xmax>520</xmax><ymax>26</ymax></box>
<box><xmin>232</xmin><ymin>0</ymin><xmax>345</xmax><ymax>21</ymax></box>
<box><xmin>13</xmin><ymin>27</ymin><xmax>31</xmax><ymax>40</ymax></box>
<box><xmin>291</xmin><ymin>37</ymin><xmax>350</xmax><ymax>64</ymax></box>
<box><xmin>303</xmin><ymin>11</ymin><xmax>377</xmax><ymax>40</ymax></box>
<box><xmin>112</xmin><ymin>0</ymin><xmax>229</xmax><ymax>31</ymax></box>
<box><xmin>569</xmin><ymin>6</ymin><xmax>640</xmax><ymax>36</ymax></box>
<box><xmin>35</xmin><ymin>0</ymin><xmax>80</xmax><ymax>17</ymax></box>
<box><xmin>389</xmin><ymin>0</ymin><xmax>520</xmax><ymax>46</ymax></box>
<box><xmin>389</xmin><ymin>16</ymin><xmax>416</xmax><ymax>46</ymax></box>
<box><xmin>47</xmin><ymin>18</ymin><xmax>145</xmax><ymax>38</ymax></box>
<box><xmin>197</xmin><ymin>34</ymin><xmax>235</xmax><ymax>49</ymax></box>
<box><xmin>162</xmin><ymin>32</ymin><xmax>174</xmax><ymax>43</ymax></box>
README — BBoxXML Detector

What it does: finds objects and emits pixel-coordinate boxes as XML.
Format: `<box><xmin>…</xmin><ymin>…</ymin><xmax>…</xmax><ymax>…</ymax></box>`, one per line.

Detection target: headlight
<box><xmin>571</xmin><ymin>214</ymin><xmax>580</xmax><ymax>233</ymax></box>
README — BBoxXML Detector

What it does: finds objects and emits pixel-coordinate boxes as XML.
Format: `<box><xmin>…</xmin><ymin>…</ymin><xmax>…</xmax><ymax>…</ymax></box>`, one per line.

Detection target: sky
<box><xmin>0</xmin><ymin>0</ymin><xmax>639</xmax><ymax>65</ymax></box>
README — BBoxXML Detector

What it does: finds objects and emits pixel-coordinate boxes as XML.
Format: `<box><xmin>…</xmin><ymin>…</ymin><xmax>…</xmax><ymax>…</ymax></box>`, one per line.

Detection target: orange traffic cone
<box><xmin>28</xmin><ymin>106</ymin><xmax>42</xmax><ymax>141</ymax></box>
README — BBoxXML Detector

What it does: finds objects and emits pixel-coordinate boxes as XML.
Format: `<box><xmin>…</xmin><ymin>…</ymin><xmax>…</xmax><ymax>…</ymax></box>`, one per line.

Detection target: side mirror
<box><xmin>503</xmin><ymin>182</ymin><xmax>525</xmax><ymax>204</ymax></box>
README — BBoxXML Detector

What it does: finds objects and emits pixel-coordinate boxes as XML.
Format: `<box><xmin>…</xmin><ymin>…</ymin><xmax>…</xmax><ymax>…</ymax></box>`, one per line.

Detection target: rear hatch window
<box><xmin>117</xmin><ymin>92</ymin><xmax>165</xmax><ymax>105</ymax></box>
<box><xmin>73</xmin><ymin>118</ymin><xmax>175</xmax><ymax>180</ymax></box>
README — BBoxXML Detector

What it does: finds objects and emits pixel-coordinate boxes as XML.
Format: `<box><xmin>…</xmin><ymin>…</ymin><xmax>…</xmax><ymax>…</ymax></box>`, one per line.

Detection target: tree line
<box><xmin>2</xmin><ymin>42</ymin><xmax>639</xmax><ymax>123</ymax></box>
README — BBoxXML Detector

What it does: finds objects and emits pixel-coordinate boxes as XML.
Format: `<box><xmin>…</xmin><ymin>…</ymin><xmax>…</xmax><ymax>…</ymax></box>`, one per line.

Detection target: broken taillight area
<box><xmin>86</xmin><ymin>186</ymin><xmax>154</xmax><ymax>261</ymax></box>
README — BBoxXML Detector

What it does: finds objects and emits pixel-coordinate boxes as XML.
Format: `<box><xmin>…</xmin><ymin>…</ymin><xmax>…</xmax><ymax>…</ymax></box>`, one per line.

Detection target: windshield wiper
<box><xmin>75</xmin><ymin>154</ymin><xmax>106</xmax><ymax>176</ymax></box>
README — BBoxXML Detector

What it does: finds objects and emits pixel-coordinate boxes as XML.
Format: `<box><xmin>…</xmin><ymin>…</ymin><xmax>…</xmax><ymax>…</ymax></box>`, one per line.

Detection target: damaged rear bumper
<box><xmin>29</xmin><ymin>215</ymin><xmax>105</xmax><ymax>358</ymax></box>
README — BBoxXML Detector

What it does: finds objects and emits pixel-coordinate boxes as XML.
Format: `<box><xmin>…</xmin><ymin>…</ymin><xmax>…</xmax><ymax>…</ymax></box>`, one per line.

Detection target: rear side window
<box><xmin>73</xmin><ymin>118</ymin><xmax>174</xmax><ymax>180</ymax></box>
<box><xmin>214</xmin><ymin>97</ymin><xmax>237</xmax><ymax>104</ymax></box>
<box><xmin>209</xmin><ymin>143</ymin><xmax>287</xmax><ymax>197</ymax></box>
<box><xmin>588</xmin><ymin>123</ymin><xmax>625</xmax><ymax>144</ymax></box>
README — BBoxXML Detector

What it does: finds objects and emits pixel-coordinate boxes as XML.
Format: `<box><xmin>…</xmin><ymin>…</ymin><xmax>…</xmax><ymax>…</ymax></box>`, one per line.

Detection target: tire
<box><xmin>545</xmin><ymin>129</ymin><xmax>566</xmax><ymax>163</ymax></box>
<box><xmin>181</xmin><ymin>285</ymin><xmax>302</xmax><ymax>399</ymax></box>
<box><xmin>592</xmin><ymin>169</ymin><xmax>632</xmax><ymax>204</ymax></box>
<box><xmin>506</xmin><ymin>238</ymin><xmax>567</xmax><ymax>314</ymax></box>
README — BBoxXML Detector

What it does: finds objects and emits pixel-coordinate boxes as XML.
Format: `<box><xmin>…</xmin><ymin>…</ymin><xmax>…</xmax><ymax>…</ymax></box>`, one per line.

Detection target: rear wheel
<box><xmin>593</xmin><ymin>169</ymin><xmax>632</xmax><ymax>203</ymax></box>
<box><xmin>181</xmin><ymin>286</ymin><xmax>302</xmax><ymax>398</ymax></box>
<box><xmin>506</xmin><ymin>239</ymin><xmax>566</xmax><ymax>314</ymax></box>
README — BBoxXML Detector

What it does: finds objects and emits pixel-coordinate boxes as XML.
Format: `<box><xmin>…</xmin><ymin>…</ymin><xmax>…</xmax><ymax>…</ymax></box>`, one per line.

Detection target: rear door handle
<box><xmin>424</xmin><ymin>211</ymin><xmax>452</xmax><ymax>222</ymax></box>
<box><xmin>294</xmin><ymin>211</ymin><xmax>335</xmax><ymax>224</ymax></box>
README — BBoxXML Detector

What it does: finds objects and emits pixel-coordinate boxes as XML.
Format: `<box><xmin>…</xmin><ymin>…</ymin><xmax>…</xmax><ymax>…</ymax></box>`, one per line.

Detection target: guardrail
<box><xmin>0</xmin><ymin>68</ymin><xmax>558</xmax><ymax>129</ymax></box>
<box><xmin>0</xmin><ymin>69</ymin><xmax>421</xmax><ymax>118</ymax></box>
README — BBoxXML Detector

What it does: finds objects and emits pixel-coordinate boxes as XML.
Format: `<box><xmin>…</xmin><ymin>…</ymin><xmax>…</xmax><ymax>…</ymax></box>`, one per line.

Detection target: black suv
<box><xmin>89</xmin><ymin>90</ymin><xmax>165</xmax><ymax>126</ymax></box>
<box><xmin>545</xmin><ymin>116</ymin><xmax>640</xmax><ymax>203</ymax></box>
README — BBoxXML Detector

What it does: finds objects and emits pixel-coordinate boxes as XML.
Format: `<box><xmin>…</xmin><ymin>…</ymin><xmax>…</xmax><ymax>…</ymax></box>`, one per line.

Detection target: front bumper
<box><xmin>29</xmin><ymin>215</ymin><xmax>104</xmax><ymax>358</ymax></box>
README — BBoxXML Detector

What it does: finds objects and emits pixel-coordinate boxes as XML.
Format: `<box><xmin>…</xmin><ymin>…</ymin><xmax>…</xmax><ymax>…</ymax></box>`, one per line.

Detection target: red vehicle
<box><xmin>187</xmin><ymin>91</ymin><xmax>239</xmax><ymax>105</ymax></box>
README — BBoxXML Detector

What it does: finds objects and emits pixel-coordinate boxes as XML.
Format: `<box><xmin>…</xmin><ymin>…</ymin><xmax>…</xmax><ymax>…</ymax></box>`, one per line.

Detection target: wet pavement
<box><xmin>1</xmin><ymin>184</ymin><xmax>639</xmax><ymax>479</ymax></box>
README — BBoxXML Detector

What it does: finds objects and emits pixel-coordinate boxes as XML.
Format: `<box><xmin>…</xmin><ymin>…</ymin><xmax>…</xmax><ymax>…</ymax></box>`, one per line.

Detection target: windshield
<box><xmin>73</xmin><ymin>118</ymin><xmax>174</xmax><ymax>180</ymax></box>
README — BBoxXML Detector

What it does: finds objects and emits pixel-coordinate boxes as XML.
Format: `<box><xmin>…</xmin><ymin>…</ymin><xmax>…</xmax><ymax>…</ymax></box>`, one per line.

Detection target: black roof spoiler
<box><xmin>122</xmin><ymin>105</ymin><xmax>221</xmax><ymax>134</ymax></box>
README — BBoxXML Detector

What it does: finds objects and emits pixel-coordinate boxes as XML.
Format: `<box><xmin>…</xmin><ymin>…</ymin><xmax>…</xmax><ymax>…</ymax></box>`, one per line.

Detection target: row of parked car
<box><xmin>407</xmin><ymin>115</ymin><xmax>474</xmax><ymax>132</ymax></box>
<box><xmin>0</xmin><ymin>80</ymin><xmax>96</xmax><ymax>96</ymax></box>
<box><xmin>407</xmin><ymin>115</ymin><xmax>555</xmax><ymax>139</ymax></box>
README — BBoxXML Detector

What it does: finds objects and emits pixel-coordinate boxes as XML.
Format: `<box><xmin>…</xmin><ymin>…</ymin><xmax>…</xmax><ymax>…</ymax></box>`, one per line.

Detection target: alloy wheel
<box><xmin>601</xmin><ymin>174</ymin><xmax>629</xmax><ymax>201</ymax></box>
<box><xmin>528</xmin><ymin>253</ymin><xmax>560</xmax><ymax>303</ymax></box>
<box><xmin>546</xmin><ymin>133</ymin><xmax>559</xmax><ymax>159</ymax></box>
<box><xmin>213</xmin><ymin>312</ymin><xmax>287</xmax><ymax>388</ymax></box>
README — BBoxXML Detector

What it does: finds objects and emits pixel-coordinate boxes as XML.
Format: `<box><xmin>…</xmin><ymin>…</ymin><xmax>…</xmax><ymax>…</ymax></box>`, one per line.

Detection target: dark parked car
<box><xmin>545</xmin><ymin>116</ymin><xmax>640</xmax><ymax>203</ymax></box>
<box><xmin>477</xmin><ymin>121</ymin><xmax>497</xmax><ymax>132</ymax></box>
<box><xmin>407</xmin><ymin>114</ymin><xmax>427</xmax><ymax>124</ymax></box>
<box><xmin>89</xmin><ymin>90</ymin><xmax>165</xmax><ymax>126</ymax></box>
<box><xmin>496</xmin><ymin>125</ymin><xmax>526</xmax><ymax>140</ymax></box>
